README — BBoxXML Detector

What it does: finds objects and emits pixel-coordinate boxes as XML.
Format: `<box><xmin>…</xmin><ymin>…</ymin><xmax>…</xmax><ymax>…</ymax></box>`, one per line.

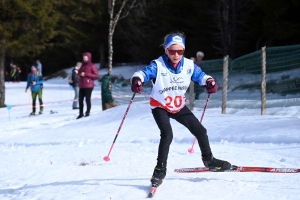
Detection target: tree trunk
<box><xmin>230</xmin><ymin>0</ymin><xmax>237</xmax><ymax>59</ymax></box>
<box><xmin>108</xmin><ymin>0</ymin><xmax>115</xmax><ymax>76</ymax></box>
<box><xmin>103</xmin><ymin>0</ymin><xmax>118</xmax><ymax>110</ymax></box>
<box><xmin>104</xmin><ymin>0</ymin><xmax>132</xmax><ymax>110</ymax></box>
<box><xmin>0</xmin><ymin>39</ymin><xmax>6</xmax><ymax>108</ymax></box>
<box><xmin>213</xmin><ymin>0</ymin><xmax>236</xmax><ymax>57</ymax></box>
<box><xmin>108</xmin><ymin>29</ymin><xmax>113</xmax><ymax>76</ymax></box>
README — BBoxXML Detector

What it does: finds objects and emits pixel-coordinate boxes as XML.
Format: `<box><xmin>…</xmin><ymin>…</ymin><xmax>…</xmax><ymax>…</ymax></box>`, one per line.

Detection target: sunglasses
<box><xmin>167</xmin><ymin>49</ymin><xmax>185</xmax><ymax>55</ymax></box>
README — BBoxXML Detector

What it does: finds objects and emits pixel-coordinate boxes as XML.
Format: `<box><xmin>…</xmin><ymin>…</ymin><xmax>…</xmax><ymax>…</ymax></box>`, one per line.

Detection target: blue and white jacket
<box><xmin>132</xmin><ymin>55</ymin><xmax>211</xmax><ymax>86</ymax></box>
<box><xmin>26</xmin><ymin>73</ymin><xmax>44</xmax><ymax>92</ymax></box>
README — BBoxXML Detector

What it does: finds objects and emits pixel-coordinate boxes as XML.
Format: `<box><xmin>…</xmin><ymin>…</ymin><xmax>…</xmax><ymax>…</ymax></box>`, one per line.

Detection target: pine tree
<box><xmin>0</xmin><ymin>0</ymin><xmax>59</xmax><ymax>107</ymax></box>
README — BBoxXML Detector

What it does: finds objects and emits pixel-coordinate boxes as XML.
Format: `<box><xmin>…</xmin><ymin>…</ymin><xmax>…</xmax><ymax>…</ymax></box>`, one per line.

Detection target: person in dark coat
<box><xmin>69</xmin><ymin>62</ymin><xmax>82</xmax><ymax>109</ymax></box>
<box><xmin>77</xmin><ymin>52</ymin><xmax>99</xmax><ymax>119</ymax></box>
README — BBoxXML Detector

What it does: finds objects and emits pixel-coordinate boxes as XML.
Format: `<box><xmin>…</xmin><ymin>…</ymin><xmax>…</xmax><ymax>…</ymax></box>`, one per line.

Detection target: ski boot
<box><xmin>150</xmin><ymin>166</ymin><xmax>166</xmax><ymax>187</ymax></box>
<box><xmin>202</xmin><ymin>154</ymin><xmax>231</xmax><ymax>171</ymax></box>
<box><xmin>76</xmin><ymin>113</ymin><xmax>84</xmax><ymax>119</ymax></box>
<box><xmin>39</xmin><ymin>107</ymin><xmax>44</xmax><ymax>114</ymax></box>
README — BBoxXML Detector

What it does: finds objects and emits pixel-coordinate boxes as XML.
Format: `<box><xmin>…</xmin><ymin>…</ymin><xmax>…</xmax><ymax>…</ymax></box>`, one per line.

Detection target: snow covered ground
<box><xmin>0</xmin><ymin>66</ymin><xmax>300</xmax><ymax>200</ymax></box>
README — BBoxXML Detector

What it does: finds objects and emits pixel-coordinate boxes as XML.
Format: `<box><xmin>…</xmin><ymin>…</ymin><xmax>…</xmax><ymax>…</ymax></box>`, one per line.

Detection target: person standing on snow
<box><xmin>130</xmin><ymin>32</ymin><xmax>232</xmax><ymax>188</ymax></box>
<box><xmin>69</xmin><ymin>62</ymin><xmax>81</xmax><ymax>109</ymax></box>
<box><xmin>194</xmin><ymin>51</ymin><xmax>205</xmax><ymax>100</ymax></box>
<box><xmin>36</xmin><ymin>59</ymin><xmax>42</xmax><ymax>76</ymax></box>
<box><xmin>25</xmin><ymin>66</ymin><xmax>44</xmax><ymax>115</ymax></box>
<box><xmin>10</xmin><ymin>62</ymin><xmax>17</xmax><ymax>82</ymax></box>
<box><xmin>76</xmin><ymin>52</ymin><xmax>99</xmax><ymax>119</ymax></box>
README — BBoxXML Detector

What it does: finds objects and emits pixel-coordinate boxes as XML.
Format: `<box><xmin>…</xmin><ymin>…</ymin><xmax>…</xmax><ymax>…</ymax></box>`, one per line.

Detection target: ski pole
<box><xmin>103</xmin><ymin>93</ymin><xmax>136</xmax><ymax>162</ymax></box>
<box><xmin>188</xmin><ymin>94</ymin><xmax>211</xmax><ymax>153</ymax></box>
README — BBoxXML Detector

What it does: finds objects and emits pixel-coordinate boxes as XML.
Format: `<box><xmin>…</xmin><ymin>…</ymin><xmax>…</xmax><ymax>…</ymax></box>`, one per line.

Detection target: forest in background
<box><xmin>1</xmin><ymin>0</ymin><xmax>300</xmax><ymax>80</ymax></box>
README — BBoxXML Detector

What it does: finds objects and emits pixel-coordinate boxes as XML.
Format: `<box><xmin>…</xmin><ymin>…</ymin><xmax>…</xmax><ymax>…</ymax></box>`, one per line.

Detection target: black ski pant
<box><xmin>151</xmin><ymin>106</ymin><xmax>212</xmax><ymax>167</ymax></box>
<box><xmin>79</xmin><ymin>87</ymin><xmax>93</xmax><ymax>115</ymax></box>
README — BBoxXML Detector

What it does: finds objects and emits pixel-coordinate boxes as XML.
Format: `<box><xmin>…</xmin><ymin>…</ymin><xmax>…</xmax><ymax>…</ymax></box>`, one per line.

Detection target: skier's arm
<box><xmin>25</xmin><ymin>75</ymin><xmax>31</xmax><ymax>91</ymax></box>
<box><xmin>131</xmin><ymin>61</ymin><xmax>158</xmax><ymax>83</ymax></box>
<box><xmin>191</xmin><ymin>64</ymin><xmax>212</xmax><ymax>86</ymax></box>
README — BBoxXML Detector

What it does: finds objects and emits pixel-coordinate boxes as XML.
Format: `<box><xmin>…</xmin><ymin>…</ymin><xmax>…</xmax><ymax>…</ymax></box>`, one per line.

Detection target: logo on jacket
<box><xmin>187</xmin><ymin>69</ymin><xmax>192</xmax><ymax>74</ymax></box>
<box><xmin>161</xmin><ymin>72</ymin><xmax>167</xmax><ymax>76</ymax></box>
<box><xmin>170</xmin><ymin>76</ymin><xmax>184</xmax><ymax>83</ymax></box>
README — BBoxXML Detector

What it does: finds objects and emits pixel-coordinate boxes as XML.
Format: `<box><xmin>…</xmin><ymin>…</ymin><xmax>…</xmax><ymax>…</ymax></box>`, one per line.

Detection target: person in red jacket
<box><xmin>77</xmin><ymin>52</ymin><xmax>99</xmax><ymax>119</ymax></box>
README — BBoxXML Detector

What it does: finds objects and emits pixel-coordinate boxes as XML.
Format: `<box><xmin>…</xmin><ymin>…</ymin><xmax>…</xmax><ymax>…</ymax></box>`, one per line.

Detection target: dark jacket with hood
<box><xmin>78</xmin><ymin>52</ymin><xmax>99</xmax><ymax>88</ymax></box>
<box><xmin>70</xmin><ymin>67</ymin><xmax>80</xmax><ymax>87</ymax></box>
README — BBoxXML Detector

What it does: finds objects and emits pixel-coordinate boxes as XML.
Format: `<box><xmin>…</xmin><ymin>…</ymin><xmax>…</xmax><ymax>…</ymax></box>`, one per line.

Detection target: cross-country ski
<box><xmin>174</xmin><ymin>165</ymin><xmax>300</xmax><ymax>173</ymax></box>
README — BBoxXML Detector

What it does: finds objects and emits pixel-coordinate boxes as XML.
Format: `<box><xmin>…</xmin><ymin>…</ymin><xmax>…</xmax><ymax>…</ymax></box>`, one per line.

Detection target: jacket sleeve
<box><xmin>85</xmin><ymin>64</ymin><xmax>99</xmax><ymax>80</ymax></box>
<box><xmin>191</xmin><ymin>64</ymin><xmax>212</xmax><ymax>86</ymax></box>
<box><xmin>26</xmin><ymin>74</ymin><xmax>31</xmax><ymax>90</ymax></box>
<box><xmin>131</xmin><ymin>61</ymin><xmax>158</xmax><ymax>83</ymax></box>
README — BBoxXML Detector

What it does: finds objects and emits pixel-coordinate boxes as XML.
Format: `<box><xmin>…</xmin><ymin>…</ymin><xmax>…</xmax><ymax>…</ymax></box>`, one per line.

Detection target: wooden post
<box><xmin>222</xmin><ymin>55</ymin><xmax>229</xmax><ymax>114</ymax></box>
<box><xmin>261</xmin><ymin>46</ymin><xmax>266</xmax><ymax>115</ymax></box>
<box><xmin>189</xmin><ymin>81</ymin><xmax>194</xmax><ymax>111</ymax></box>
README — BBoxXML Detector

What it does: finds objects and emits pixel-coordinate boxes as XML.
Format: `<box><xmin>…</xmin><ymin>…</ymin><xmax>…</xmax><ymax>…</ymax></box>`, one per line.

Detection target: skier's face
<box><xmin>166</xmin><ymin>44</ymin><xmax>184</xmax><ymax>64</ymax></box>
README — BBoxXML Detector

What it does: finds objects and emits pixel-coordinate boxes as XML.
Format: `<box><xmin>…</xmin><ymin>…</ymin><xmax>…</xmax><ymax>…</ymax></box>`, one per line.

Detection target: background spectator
<box><xmin>36</xmin><ymin>59</ymin><xmax>42</xmax><ymax>76</ymax></box>
<box><xmin>194</xmin><ymin>51</ymin><xmax>205</xmax><ymax>100</ymax></box>
<box><xmin>69</xmin><ymin>62</ymin><xmax>82</xmax><ymax>110</ymax></box>
<box><xmin>10</xmin><ymin>62</ymin><xmax>17</xmax><ymax>82</ymax></box>
<box><xmin>77</xmin><ymin>52</ymin><xmax>99</xmax><ymax>119</ymax></box>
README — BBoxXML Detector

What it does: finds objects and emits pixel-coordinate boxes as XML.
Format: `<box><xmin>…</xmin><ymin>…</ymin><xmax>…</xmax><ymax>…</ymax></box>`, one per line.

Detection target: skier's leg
<box><xmin>173</xmin><ymin>106</ymin><xmax>211</xmax><ymax>157</ymax></box>
<box><xmin>173</xmin><ymin>106</ymin><xmax>231</xmax><ymax>170</ymax></box>
<box><xmin>150</xmin><ymin>107</ymin><xmax>172</xmax><ymax>186</ymax></box>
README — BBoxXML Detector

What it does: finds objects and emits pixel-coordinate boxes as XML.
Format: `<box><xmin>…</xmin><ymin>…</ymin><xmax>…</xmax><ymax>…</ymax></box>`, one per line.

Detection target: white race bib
<box><xmin>150</xmin><ymin>57</ymin><xmax>194</xmax><ymax>113</ymax></box>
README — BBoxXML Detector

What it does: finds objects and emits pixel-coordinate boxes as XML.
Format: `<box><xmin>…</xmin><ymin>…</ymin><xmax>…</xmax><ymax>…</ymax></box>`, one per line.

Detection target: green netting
<box><xmin>201</xmin><ymin>59</ymin><xmax>231</xmax><ymax>73</ymax></box>
<box><xmin>266</xmin><ymin>45</ymin><xmax>300</xmax><ymax>73</ymax></box>
<box><xmin>197</xmin><ymin>44</ymin><xmax>300</xmax><ymax>101</ymax></box>
<box><xmin>229</xmin><ymin>44</ymin><xmax>300</xmax><ymax>73</ymax></box>
<box><xmin>101</xmin><ymin>74</ymin><xmax>114</xmax><ymax>107</ymax></box>
<box><xmin>229</xmin><ymin>50</ymin><xmax>262</xmax><ymax>73</ymax></box>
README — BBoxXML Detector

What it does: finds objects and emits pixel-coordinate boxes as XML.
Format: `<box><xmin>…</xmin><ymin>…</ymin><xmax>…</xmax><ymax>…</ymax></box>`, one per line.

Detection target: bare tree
<box><xmin>107</xmin><ymin>0</ymin><xmax>137</xmax><ymax>75</ymax></box>
<box><xmin>0</xmin><ymin>0</ymin><xmax>59</xmax><ymax>107</ymax></box>
<box><xmin>211</xmin><ymin>0</ymin><xmax>252</xmax><ymax>58</ymax></box>
<box><xmin>0</xmin><ymin>39</ymin><xmax>6</xmax><ymax>107</ymax></box>
<box><xmin>102</xmin><ymin>0</ymin><xmax>138</xmax><ymax>110</ymax></box>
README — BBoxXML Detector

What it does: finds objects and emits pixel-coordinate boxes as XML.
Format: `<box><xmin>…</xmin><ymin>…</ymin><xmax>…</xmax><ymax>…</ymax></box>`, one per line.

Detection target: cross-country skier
<box><xmin>130</xmin><ymin>31</ymin><xmax>232</xmax><ymax>188</ymax></box>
